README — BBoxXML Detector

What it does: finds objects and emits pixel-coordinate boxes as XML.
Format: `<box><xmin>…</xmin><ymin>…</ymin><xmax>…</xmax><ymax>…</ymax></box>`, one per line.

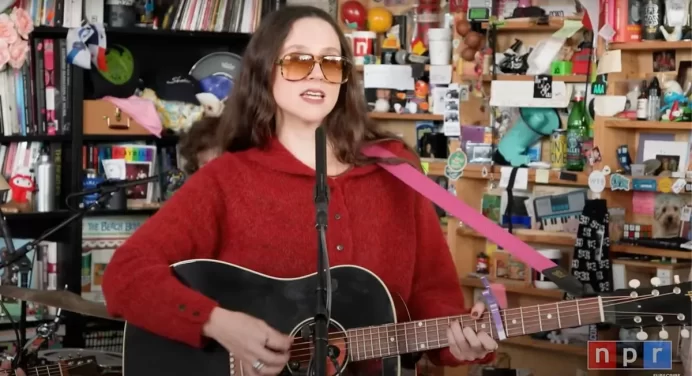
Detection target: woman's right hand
<box><xmin>203</xmin><ymin>307</ymin><xmax>293</xmax><ymax>376</ymax></box>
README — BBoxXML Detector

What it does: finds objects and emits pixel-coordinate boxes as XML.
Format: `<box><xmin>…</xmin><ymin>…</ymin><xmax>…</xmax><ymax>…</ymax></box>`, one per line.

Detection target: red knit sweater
<box><xmin>102</xmin><ymin>138</ymin><xmax>491</xmax><ymax>367</ymax></box>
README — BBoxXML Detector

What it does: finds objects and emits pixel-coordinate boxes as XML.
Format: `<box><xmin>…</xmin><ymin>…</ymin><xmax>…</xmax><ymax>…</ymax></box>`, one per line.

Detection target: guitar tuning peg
<box><xmin>659</xmin><ymin>327</ymin><xmax>669</xmax><ymax>340</ymax></box>
<box><xmin>636</xmin><ymin>328</ymin><xmax>648</xmax><ymax>341</ymax></box>
<box><xmin>681</xmin><ymin>327</ymin><xmax>690</xmax><ymax>339</ymax></box>
<box><xmin>628</xmin><ymin>279</ymin><xmax>640</xmax><ymax>289</ymax></box>
<box><xmin>650</xmin><ymin>277</ymin><xmax>661</xmax><ymax>287</ymax></box>
<box><xmin>674</xmin><ymin>275</ymin><xmax>681</xmax><ymax>284</ymax></box>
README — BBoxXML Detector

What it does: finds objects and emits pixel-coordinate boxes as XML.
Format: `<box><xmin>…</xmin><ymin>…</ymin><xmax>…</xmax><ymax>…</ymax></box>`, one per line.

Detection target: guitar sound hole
<box><xmin>286</xmin><ymin>319</ymin><xmax>349</xmax><ymax>376</ymax></box>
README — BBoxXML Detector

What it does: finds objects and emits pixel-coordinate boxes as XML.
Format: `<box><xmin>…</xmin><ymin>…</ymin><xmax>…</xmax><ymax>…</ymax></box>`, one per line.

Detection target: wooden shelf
<box><xmin>368</xmin><ymin>112</ymin><xmax>442</xmax><ymax>121</ymax></box>
<box><xmin>481</xmin><ymin>17</ymin><xmax>583</xmax><ymax>31</ymax></box>
<box><xmin>611</xmin><ymin>259</ymin><xmax>690</xmax><ymax>269</ymax></box>
<box><xmin>458</xmin><ymin>227</ymin><xmax>691</xmax><ymax>260</ymax></box>
<box><xmin>355</xmin><ymin>65</ymin><xmax>431</xmax><ymax>72</ymax></box>
<box><xmin>611</xmin><ymin>244</ymin><xmax>692</xmax><ymax>260</ymax></box>
<box><xmin>605</xmin><ymin>119</ymin><xmax>692</xmax><ymax>130</ymax></box>
<box><xmin>502</xmin><ymin>336</ymin><xmax>587</xmax><ymax>357</ymax></box>
<box><xmin>609</xmin><ymin>40</ymin><xmax>692</xmax><ymax>51</ymax></box>
<box><xmin>460</xmin><ymin>74</ymin><xmax>588</xmax><ymax>83</ymax></box>
<box><xmin>457</xmin><ymin>227</ymin><xmax>577</xmax><ymax>246</ymax></box>
<box><xmin>457</xmin><ymin>165</ymin><xmax>590</xmax><ymax>187</ymax></box>
<box><xmin>460</xmin><ymin>276</ymin><xmax>565</xmax><ymax>299</ymax></box>
<box><xmin>420</xmin><ymin>159</ymin><xmax>446</xmax><ymax>176</ymax></box>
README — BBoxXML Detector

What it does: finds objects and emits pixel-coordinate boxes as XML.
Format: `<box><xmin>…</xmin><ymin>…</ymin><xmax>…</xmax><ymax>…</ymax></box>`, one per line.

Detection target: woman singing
<box><xmin>102</xmin><ymin>5</ymin><xmax>496</xmax><ymax>375</ymax></box>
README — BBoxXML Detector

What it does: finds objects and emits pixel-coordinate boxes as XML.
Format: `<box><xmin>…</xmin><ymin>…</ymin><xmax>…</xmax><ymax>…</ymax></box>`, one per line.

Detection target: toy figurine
<box><xmin>407</xmin><ymin>80</ymin><xmax>429</xmax><ymax>113</ymax></box>
<box><xmin>1</xmin><ymin>169</ymin><xmax>35</xmax><ymax>213</ymax></box>
<box><xmin>660</xmin><ymin>80</ymin><xmax>691</xmax><ymax>121</ymax></box>
<box><xmin>476</xmin><ymin>252</ymin><xmax>489</xmax><ymax>274</ymax></box>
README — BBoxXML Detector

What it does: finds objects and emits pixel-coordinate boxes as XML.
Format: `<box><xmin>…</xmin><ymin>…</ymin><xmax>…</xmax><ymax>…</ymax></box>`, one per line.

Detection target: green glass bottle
<box><xmin>566</xmin><ymin>91</ymin><xmax>587</xmax><ymax>171</ymax></box>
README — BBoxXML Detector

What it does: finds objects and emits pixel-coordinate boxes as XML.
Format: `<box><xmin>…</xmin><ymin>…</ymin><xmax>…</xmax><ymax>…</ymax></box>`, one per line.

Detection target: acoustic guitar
<box><xmin>122</xmin><ymin>260</ymin><xmax>692</xmax><ymax>376</ymax></box>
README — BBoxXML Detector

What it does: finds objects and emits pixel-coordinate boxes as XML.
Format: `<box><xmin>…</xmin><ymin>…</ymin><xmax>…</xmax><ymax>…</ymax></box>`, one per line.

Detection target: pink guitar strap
<box><xmin>363</xmin><ymin>145</ymin><xmax>587</xmax><ymax>297</ymax></box>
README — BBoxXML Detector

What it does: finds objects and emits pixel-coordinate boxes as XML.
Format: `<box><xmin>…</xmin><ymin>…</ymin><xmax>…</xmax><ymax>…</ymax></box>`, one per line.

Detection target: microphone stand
<box><xmin>0</xmin><ymin>177</ymin><xmax>154</xmax><ymax>362</ymax></box>
<box><xmin>311</xmin><ymin>126</ymin><xmax>332</xmax><ymax>376</ymax></box>
<box><xmin>0</xmin><ymin>207</ymin><xmax>32</xmax><ymax>356</ymax></box>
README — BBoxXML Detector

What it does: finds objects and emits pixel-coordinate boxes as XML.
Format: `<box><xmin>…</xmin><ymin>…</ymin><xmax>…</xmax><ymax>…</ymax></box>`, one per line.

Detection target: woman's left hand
<box><xmin>447</xmin><ymin>302</ymin><xmax>498</xmax><ymax>362</ymax></box>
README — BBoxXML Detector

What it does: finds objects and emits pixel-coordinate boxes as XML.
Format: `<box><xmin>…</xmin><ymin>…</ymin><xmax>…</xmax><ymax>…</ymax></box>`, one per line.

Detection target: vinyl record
<box><xmin>189</xmin><ymin>52</ymin><xmax>242</xmax><ymax>100</ymax></box>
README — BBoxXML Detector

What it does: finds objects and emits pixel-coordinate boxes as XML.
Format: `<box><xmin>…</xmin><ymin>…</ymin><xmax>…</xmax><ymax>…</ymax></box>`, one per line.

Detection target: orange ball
<box><xmin>367</xmin><ymin>7</ymin><xmax>393</xmax><ymax>33</ymax></box>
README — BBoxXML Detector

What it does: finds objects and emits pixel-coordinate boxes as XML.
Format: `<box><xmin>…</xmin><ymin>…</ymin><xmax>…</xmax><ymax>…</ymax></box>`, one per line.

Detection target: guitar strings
<box><xmin>0</xmin><ymin>363</ymin><xmax>72</xmax><ymax>376</ymax></box>
<box><xmin>287</xmin><ymin>294</ymin><xmax>658</xmax><ymax>349</ymax></box>
<box><xmin>282</xmin><ymin>292</ymin><xmax>685</xmax><ymax>360</ymax></box>
<box><xmin>284</xmin><ymin>312</ymin><xmax>676</xmax><ymax>363</ymax></box>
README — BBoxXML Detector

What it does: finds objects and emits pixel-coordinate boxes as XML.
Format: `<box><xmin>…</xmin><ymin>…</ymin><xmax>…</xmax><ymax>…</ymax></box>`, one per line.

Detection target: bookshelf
<box><xmin>450</xmin><ymin>7</ymin><xmax>691</xmax><ymax>376</ymax></box>
<box><xmin>0</xmin><ymin>17</ymin><xmax>256</xmax><ymax>346</ymax></box>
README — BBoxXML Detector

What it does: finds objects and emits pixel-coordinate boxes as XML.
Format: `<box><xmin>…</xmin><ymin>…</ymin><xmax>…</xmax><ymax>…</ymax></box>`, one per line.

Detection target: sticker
<box><xmin>609</xmin><ymin>174</ymin><xmax>631</xmax><ymax>191</ymax></box>
<box><xmin>632</xmin><ymin>179</ymin><xmax>657</xmax><ymax>192</ymax></box>
<box><xmin>672</xmin><ymin>178</ymin><xmax>686</xmax><ymax>194</ymax></box>
<box><xmin>536</xmin><ymin>169</ymin><xmax>550</xmax><ymax>183</ymax></box>
<box><xmin>681</xmin><ymin>206</ymin><xmax>692</xmax><ymax>221</ymax></box>
<box><xmin>602</xmin><ymin>166</ymin><xmax>611</xmax><ymax>175</ymax></box>
<box><xmin>658</xmin><ymin>177</ymin><xmax>673</xmax><ymax>193</ymax></box>
<box><xmin>588</xmin><ymin>170</ymin><xmax>606</xmax><ymax>194</ymax></box>
<box><xmin>446</xmin><ymin>150</ymin><xmax>468</xmax><ymax>172</ymax></box>
<box><xmin>444</xmin><ymin>165</ymin><xmax>463</xmax><ymax>181</ymax></box>
<box><xmin>533</xmin><ymin>75</ymin><xmax>553</xmax><ymax>99</ymax></box>
<box><xmin>591</xmin><ymin>74</ymin><xmax>608</xmax><ymax>95</ymax></box>
<box><xmin>421</xmin><ymin>162</ymin><xmax>430</xmax><ymax>175</ymax></box>
<box><xmin>588</xmin><ymin>146</ymin><xmax>602</xmax><ymax>166</ymax></box>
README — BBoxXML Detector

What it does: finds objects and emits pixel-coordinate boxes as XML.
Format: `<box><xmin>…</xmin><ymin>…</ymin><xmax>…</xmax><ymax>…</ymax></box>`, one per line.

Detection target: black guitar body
<box><xmin>123</xmin><ymin>260</ymin><xmax>409</xmax><ymax>376</ymax></box>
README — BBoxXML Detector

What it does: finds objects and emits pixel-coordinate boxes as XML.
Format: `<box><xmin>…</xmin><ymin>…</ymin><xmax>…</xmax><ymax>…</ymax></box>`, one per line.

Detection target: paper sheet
<box><xmin>552</xmin><ymin>19</ymin><xmax>584</xmax><ymax>39</ymax></box>
<box><xmin>535</xmin><ymin>169</ymin><xmax>550</xmax><ymax>183</ymax></box>
<box><xmin>632</xmin><ymin>191</ymin><xmax>655</xmax><ymax>215</ymax></box>
<box><xmin>429</xmin><ymin>65</ymin><xmax>453</xmax><ymax>85</ymax></box>
<box><xmin>499</xmin><ymin>167</ymin><xmax>529</xmax><ymax>190</ymax></box>
<box><xmin>597</xmin><ymin>50</ymin><xmax>622</xmax><ymax>75</ymax></box>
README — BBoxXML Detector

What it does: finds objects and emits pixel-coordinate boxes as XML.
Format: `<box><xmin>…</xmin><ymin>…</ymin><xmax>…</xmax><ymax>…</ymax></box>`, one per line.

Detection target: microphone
<box><xmin>311</xmin><ymin>126</ymin><xmax>332</xmax><ymax>376</ymax></box>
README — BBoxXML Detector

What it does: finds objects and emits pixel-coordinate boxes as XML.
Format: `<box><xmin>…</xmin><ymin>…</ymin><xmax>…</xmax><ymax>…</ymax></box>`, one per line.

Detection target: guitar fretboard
<box><xmin>345</xmin><ymin>297</ymin><xmax>603</xmax><ymax>361</ymax></box>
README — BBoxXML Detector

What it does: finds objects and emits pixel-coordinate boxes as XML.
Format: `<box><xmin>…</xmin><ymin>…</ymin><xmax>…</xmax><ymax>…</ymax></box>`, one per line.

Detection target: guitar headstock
<box><xmin>602</xmin><ymin>276</ymin><xmax>691</xmax><ymax>340</ymax></box>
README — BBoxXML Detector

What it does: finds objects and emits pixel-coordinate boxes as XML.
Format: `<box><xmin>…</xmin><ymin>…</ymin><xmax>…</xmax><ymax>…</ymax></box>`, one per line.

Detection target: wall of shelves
<box><xmin>449</xmin><ymin>6</ymin><xmax>691</xmax><ymax>376</ymax></box>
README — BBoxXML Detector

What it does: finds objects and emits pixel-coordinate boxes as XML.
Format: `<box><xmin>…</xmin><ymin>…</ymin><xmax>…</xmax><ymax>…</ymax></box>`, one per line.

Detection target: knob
<box><xmin>659</xmin><ymin>328</ymin><xmax>669</xmax><ymax>340</ymax></box>
<box><xmin>681</xmin><ymin>328</ymin><xmax>690</xmax><ymax>339</ymax></box>
<box><xmin>674</xmin><ymin>275</ymin><xmax>681</xmax><ymax>284</ymax></box>
<box><xmin>636</xmin><ymin>329</ymin><xmax>648</xmax><ymax>341</ymax></box>
<box><xmin>650</xmin><ymin>277</ymin><xmax>661</xmax><ymax>287</ymax></box>
<box><xmin>628</xmin><ymin>279</ymin><xmax>640</xmax><ymax>289</ymax></box>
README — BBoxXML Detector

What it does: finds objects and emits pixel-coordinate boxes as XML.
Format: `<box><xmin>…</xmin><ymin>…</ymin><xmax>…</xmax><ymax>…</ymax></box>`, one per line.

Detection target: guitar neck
<box><xmin>23</xmin><ymin>364</ymin><xmax>68</xmax><ymax>376</ymax></box>
<box><xmin>346</xmin><ymin>297</ymin><xmax>604</xmax><ymax>361</ymax></box>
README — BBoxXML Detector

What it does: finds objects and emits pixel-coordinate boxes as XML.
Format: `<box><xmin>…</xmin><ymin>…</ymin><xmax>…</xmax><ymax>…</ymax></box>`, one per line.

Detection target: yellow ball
<box><xmin>367</xmin><ymin>7</ymin><xmax>392</xmax><ymax>33</ymax></box>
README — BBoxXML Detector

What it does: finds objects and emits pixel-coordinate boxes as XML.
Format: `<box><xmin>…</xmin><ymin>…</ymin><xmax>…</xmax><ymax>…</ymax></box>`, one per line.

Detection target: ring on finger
<box><xmin>252</xmin><ymin>360</ymin><xmax>264</xmax><ymax>371</ymax></box>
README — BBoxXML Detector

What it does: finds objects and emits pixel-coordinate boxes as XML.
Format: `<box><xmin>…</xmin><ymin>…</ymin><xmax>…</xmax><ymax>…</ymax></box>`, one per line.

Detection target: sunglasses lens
<box><xmin>280</xmin><ymin>53</ymin><xmax>315</xmax><ymax>81</ymax></box>
<box><xmin>321</xmin><ymin>56</ymin><xmax>350</xmax><ymax>83</ymax></box>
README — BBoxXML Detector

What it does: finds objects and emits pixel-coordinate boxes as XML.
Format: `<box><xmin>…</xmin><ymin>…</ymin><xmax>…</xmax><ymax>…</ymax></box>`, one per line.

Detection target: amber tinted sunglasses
<box><xmin>276</xmin><ymin>53</ymin><xmax>352</xmax><ymax>84</ymax></box>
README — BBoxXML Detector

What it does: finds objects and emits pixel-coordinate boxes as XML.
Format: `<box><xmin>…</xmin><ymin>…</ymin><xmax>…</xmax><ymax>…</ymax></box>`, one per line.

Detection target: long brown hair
<box><xmin>217</xmin><ymin>5</ymin><xmax>414</xmax><ymax>166</ymax></box>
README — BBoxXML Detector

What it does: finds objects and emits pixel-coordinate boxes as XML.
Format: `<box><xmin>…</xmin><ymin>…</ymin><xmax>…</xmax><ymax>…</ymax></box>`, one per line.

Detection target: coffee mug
<box><xmin>348</xmin><ymin>31</ymin><xmax>376</xmax><ymax>65</ymax></box>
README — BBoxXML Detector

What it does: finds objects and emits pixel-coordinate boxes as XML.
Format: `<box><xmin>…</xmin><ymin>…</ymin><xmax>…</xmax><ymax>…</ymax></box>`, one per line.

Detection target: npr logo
<box><xmin>587</xmin><ymin>341</ymin><xmax>673</xmax><ymax>370</ymax></box>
